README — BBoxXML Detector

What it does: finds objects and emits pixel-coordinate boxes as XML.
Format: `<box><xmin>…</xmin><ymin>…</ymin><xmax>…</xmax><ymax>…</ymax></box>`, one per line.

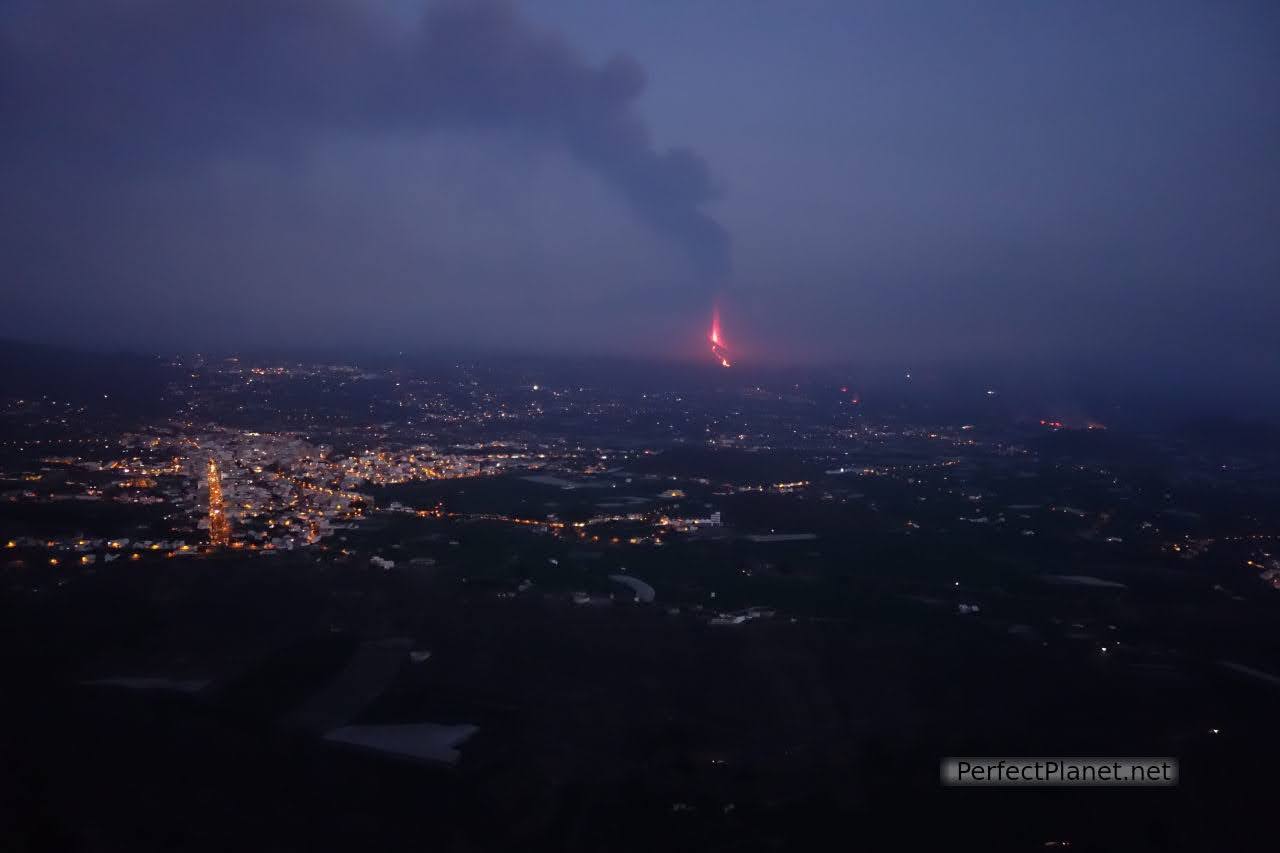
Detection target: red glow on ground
<box><xmin>1041</xmin><ymin>419</ymin><xmax>1107</xmax><ymax>431</ymax></box>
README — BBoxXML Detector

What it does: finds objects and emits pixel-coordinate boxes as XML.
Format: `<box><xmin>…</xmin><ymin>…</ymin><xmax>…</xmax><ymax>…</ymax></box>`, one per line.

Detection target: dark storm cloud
<box><xmin>0</xmin><ymin>0</ymin><xmax>728</xmax><ymax>278</ymax></box>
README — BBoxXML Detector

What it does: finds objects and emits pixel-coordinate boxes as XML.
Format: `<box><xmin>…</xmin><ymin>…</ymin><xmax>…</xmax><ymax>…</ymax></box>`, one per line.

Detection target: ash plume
<box><xmin>0</xmin><ymin>0</ymin><xmax>730</xmax><ymax>279</ymax></box>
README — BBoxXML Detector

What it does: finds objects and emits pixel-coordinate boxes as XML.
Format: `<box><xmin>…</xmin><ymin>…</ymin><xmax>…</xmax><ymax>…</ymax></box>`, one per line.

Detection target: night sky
<box><xmin>2</xmin><ymin>1</ymin><xmax>1277</xmax><ymax>377</ymax></box>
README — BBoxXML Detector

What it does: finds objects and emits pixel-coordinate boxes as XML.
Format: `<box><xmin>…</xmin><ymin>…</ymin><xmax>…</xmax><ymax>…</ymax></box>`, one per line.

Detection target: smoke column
<box><xmin>0</xmin><ymin>0</ymin><xmax>731</xmax><ymax>282</ymax></box>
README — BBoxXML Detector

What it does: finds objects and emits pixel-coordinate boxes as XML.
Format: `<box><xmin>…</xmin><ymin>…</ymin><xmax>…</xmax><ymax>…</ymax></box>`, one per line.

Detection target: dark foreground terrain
<box><xmin>4</xmin><ymin>347</ymin><xmax>1280</xmax><ymax>851</ymax></box>
<box><xmin>4</xmin><ymin>555</ymin><xmax>1280</xmax><ymax>852</ymax></box>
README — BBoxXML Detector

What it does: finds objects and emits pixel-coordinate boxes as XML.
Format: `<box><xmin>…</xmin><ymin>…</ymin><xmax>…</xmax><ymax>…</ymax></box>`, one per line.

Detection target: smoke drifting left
<box><xmin>0</xmin><ymin>0</ymin><xmax>730</xmax><ymax>285</ymax></box>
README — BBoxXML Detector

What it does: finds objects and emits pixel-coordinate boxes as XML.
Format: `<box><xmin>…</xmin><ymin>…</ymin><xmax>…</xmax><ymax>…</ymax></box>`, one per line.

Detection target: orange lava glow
<box><xmin>709</xmin><ymin>307</ymin><xmax>731</xmax><ymax>367</ymax></box>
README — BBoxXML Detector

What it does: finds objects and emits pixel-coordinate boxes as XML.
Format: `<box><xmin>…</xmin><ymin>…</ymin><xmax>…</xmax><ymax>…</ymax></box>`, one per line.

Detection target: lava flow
<box><xmin>709</xmin><ymin>307</ymin><xmax>731</xmax><ymax>368</ymax></box>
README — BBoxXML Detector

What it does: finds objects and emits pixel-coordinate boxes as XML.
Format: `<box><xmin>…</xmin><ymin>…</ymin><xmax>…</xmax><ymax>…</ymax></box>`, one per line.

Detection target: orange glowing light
<box><xmin>207</xmin><ymin>457</ymin><xmax>231</xmax><ymax>547</ymax></box>
<box><xmin>709</xmin><ymin>306</ymin><xmax>731</xmax><ymax>367</ymax></box>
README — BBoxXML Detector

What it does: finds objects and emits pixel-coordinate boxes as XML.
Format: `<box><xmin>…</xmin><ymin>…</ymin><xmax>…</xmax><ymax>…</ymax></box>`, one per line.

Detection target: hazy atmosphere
<box><xmin>3</xmin><ymin>0</ymin><xmax>1278</xmax><ymax>371</ymax></box>
<box><xmin>7</xmin><ymin>6</ymin><xmax>1280</xmax><ymax>851</ymax></box>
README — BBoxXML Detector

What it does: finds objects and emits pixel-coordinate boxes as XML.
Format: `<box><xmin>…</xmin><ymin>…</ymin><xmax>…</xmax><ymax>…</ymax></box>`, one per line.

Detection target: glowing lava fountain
<box><xmin>709</xmin><ymin>306</ymin><xmax>731</xmax><ymax>368</ymax></box>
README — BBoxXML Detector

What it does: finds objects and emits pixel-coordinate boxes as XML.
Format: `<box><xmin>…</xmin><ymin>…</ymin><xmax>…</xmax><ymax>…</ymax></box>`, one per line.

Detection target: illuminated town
<box><xmin>4</xmin><ymin>354</ymin><xmax>1278</xmax><ymax>609</ymax></box>
<box><xmin>3</xmin><ymin>0</ymin><xmax>1278</xmax><ymax>848</ymax></box>
<box><xmin>4</xmin><ymin>332</ymin><xmax>1280</xmax><ymax>852</ymax></box>
<box><xmin>205</xmin><ymin>458</ymin><xmax>231</xmax><ymax>547</ymax></box>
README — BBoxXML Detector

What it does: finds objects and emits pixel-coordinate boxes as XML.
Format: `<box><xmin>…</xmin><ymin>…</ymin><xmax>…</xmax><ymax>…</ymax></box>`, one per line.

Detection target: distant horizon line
<box><xmin>4</xmin><ymin>334</ymin><xmax>1271</xmax><ymax>376</ymax></box>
